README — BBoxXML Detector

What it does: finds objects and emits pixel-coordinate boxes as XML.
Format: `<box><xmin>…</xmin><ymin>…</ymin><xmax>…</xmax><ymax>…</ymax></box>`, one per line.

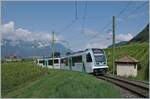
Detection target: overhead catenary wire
<box><xmin>57</xmin><ymin>1</ymin><xmax>79</xmax><ymax>34</ymax></box>
<box><xmin>123</xmin><ymin>2</ymin><xmax>148</xmax><ymax>20</ymax></box>
<box><xmin>58</xmin><ymin>19</ymin><xmax>77</xmax><ymax>33</ymax></box>
<box><xmin>90</xmin><ymin>1</ymin><xmax>132</xmax><ymax>39</ymax></box>
<box><xmin>57</xmin><ymin>1</ymin><xmax>147</xmax><ymax>50</ymax></box>
<box><xmin>81</xmin><ymin>1</ymin><xmax>88</xmax><ymax>35</ymax></box>
<box><xmin>89</xmin><ymin>22</ymin><xmax>111</xmax><ymax>40</ymax></box>
<box><xmin>88</xmin><ymin>1</ymin><xmax>146</xmax><ymax>41</ymax></box>
<box><xmin>116</xmin><ymin>1</ymin><xmax>132</xmax><ymax>18</ymax></box>
<box><xmin>59</xmin><ymin>1</ymin><xmax>131</xmax><ymax>42</ymax></box>
<box><xmin>51</xmin><ymin>1</ymin><xmax>80</xmax><ymax>53</ymax></box>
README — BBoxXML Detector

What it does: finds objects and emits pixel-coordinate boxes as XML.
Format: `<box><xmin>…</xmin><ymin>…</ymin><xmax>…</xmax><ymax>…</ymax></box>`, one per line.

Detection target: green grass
<box><xmin>2</xmin><ymin>62</ymin><xmax>121</xmax><ymax>98</ymax></box>
<box><xmin>105</xmin><ymin>42</ymin><xmax>149</xmax><ymax>81</ymax></box>
<box><xmin>1</xmin><ymin>62</ymin><xmax>49</xmax><ymax>96</ymax></box>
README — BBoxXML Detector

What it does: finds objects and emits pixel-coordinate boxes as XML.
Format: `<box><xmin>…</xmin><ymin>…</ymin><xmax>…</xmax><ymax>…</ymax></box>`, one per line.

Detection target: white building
<box><xmin>115</xmin><ymin>56</ymin><xmax>138</xmax><ymax>77</ymax></box>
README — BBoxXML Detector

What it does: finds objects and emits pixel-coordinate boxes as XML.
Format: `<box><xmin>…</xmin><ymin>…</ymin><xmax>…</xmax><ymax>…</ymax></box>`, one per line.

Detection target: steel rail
<box><xmin>95</xmin><ymin>75</ymin><xmax>149</xmax><ymax>98</ymax></box>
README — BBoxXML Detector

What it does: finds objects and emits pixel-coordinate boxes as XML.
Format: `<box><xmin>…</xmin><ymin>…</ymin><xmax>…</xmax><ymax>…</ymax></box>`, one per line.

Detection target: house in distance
<box><xmin>115</xmin><ymin>55</ymin><xmax>139</xmax><ymax>77</ymax></box>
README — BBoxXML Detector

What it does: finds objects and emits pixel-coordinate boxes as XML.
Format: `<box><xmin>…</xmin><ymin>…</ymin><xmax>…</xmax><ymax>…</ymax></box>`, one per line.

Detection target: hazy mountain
<box><xmin>1</xmin><ymin>39</ymin><xmax>72</xmax><ymax>58</ymax></box>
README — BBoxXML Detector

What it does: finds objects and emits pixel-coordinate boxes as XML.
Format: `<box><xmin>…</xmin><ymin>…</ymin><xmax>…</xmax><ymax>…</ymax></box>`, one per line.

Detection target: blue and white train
<box><xmin>36</xmin><ymin>48</ymin><xmax>108</xmax><ymax>74</ymax></box>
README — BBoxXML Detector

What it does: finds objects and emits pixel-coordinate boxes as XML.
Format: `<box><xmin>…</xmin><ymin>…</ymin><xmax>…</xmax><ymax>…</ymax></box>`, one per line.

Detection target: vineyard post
<box><xmin>112</xmin><ymin>16</ymin><xmax>115</xmax><ymax>75</ymax></box>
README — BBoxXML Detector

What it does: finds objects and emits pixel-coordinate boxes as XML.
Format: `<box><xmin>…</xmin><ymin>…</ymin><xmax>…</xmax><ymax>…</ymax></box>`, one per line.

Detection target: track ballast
<box><xmin>95</xmin><ymin>74</ymin><xmax>149</xmax><ymax>98</ymax></box>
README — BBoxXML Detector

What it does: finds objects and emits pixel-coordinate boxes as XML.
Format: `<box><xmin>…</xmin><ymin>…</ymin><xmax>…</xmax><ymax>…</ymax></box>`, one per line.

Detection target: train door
<box><xmin>84</xmin><ymin>52</ymin><xmax>93</xmax><ymax>73</ymax></box>
<box><xmin>60</xmin><ymin>58</ymin><xmax>66</xmax><ymax>70</ymax></box>
<box><xmin>82</xmin><ymin>55</ymin><xmax>86</xmax><ymax>72</ymax></box>
<box><xmin>64</xmin><ymin>58</ymin><xmax>69</xmax><ymax>70</ymax></box>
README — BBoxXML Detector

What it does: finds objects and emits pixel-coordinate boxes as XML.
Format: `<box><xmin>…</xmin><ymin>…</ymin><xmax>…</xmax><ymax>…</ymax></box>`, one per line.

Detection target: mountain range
<box><xmin>1</xmin><ymin>39</ymin><xmax>72</xmax><ymax>58</ymax></box>
<box><xmin>2</xmin><ymin>24</ymin><xmax>149</xmax><ymax>58</ymax></box>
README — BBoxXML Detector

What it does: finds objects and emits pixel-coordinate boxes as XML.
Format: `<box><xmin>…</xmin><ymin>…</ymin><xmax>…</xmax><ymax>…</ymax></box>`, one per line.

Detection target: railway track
<box><xmin>95</xmin><ymin>74</ymin><xmax>149</xmax><ymax>98</ymax></box>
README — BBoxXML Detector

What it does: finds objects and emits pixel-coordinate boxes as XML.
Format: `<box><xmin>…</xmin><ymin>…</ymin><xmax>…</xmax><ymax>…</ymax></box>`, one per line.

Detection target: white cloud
<box><xmin>1</xmin><ymin>21</ymin><xmax>14</xmax><ymax>33</ymax></box>
<box><xmin>81</xmin><ymin>29</ymin><xmax>111</xmax><ymax>49</ymax></box>
<box><xmin>15</xmin><ymin>28</ymin><xmax>32</xmax><ymax>41</ymax></box>
<box><xmin>1</xmin><ymin>21</ymin><xmax>64</xmax><ymax>47</ymax></box>
<box><xmin>85</xmin><ymin>31</ymin><xmax>133</xmax><ymax>49</ymax></box>
<box><xmin>108</xmin><ymin>32</ymin><xmax>133</xmax><ymax>42</ymax></box>
<box><xmin>36</xmin><ymin>41</ymin><xmax>49</xmax><ymax>48</ymax></box>
<box><xmin>116</xmin><ymin>33</ymin><xmax>133</xmax><ymax>41</ymax></box>
<box><xmin>108</xmin><ymin>31</ymin><xmax>112</xmax><ymax>36</ymax></box>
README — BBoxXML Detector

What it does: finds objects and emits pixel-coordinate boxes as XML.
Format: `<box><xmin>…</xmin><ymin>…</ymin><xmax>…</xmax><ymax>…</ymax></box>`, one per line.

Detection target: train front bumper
<box><xmin>93</xmin><ymin>66</ymin><xmax>108</xmax><ymax>74</ymax></box>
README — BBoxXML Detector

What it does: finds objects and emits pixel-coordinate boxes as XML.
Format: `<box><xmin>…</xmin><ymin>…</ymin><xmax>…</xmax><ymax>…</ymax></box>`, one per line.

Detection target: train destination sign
<box><xmin>92</xmin><ymin>49</ymin><xmax>104</xmax><ymax>54</ymax></box>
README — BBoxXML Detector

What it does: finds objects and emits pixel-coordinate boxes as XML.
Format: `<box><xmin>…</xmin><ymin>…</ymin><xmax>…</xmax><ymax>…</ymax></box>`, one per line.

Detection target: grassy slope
<box><xmin>2</xmin><ymin>62</ymin><xmax>121</xmax><ymax>98</ymax></box>
<box><xmin>1</xmin><ymin>62</ymin><xmax>49</xmax><ymax>96</ymax></box>
<box><xmin>105</xmin><ymin>43</ymin><xmax>149</xmax><ymax>81</ymax></box>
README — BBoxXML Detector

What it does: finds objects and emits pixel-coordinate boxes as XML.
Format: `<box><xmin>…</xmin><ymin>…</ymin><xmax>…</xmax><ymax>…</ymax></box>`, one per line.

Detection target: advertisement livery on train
<box><xmin>36</xmin><ymin>48</ymin><xmax>108</xmax><ymax>74</ymax></box>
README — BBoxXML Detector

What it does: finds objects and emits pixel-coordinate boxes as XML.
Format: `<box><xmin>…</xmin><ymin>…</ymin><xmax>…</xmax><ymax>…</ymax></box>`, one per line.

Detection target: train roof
<box><xmin>72</xmin><ymin>48</ymin><xmax>103</xmax><ymax>54</ymax></box>
<box><xmin>36</xmin><ymin>57</ymin><xmax>60</xmax><ymax>60</ymax></box>
<box><xmin>36</xmin><ymin>48</ymin><xmax>104</xmax><ymax>59</ymax></box>
<box><xmin>61</xmin><ymin>48</ymin><xmax>104</xmax><ymax>58</ymax></box>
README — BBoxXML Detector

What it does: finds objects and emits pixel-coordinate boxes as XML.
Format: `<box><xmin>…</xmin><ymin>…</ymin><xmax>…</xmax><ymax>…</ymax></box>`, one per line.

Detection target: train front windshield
<box><xmin>94</xmin><ymin>55</ymin><xmax>106</xmax><ymax>62</ymax></box>
<box><xmin>92</xmin><ymin>49</ymin><xmax>106</xmax><ymax>65</ymax></box>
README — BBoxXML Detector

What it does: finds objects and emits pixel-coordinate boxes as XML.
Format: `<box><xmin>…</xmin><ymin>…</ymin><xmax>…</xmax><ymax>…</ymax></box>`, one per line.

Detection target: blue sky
<box><xmin>1</xmin><ymin>1</ymin><xmax>149</xmax><ymax>51</ymax></box>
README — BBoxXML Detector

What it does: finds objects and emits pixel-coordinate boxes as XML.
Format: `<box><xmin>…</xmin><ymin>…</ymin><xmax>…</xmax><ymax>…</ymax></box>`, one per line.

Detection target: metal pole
<box><xmin>112</xmin><ymin>16</ymin><xmax>115</xmax><ymax>75</ymax></box>
<box><xmin>33</xmin><ymin>40</ymin><xmax>37</xmax><ymax>64</ymax></box>
<box><xmin>52</xmin><ymin>31</ymin><xmax>55</xmax><ymax>69</ymax></box>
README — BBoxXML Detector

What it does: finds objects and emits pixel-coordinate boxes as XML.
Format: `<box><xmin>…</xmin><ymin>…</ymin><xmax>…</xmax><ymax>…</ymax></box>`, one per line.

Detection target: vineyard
<box><xmin>105</xmin><ymin>42</ymin><xmax>149</xmax><ymax>81</ymax></box>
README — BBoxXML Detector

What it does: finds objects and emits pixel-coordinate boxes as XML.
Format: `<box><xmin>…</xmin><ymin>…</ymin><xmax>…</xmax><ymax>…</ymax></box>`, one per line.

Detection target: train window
<box><xmin>86</xmin><ymin>53</ymin><xmax>92</xmax><ymax>62</ymax></box>
<box><xmin>77</xmin><ymin>56</ymin><xmax>82</xmax><ymax>62</ymax></box>
<box><xmin>94</xmin><ymin>55</ymin><xmax>106</xmax><ymax>62</ymax></box>
<box><xmin>54</xmin><ymin>59</ymin><xmax>58</xmax><ymax>63</ymax></box>
<box><xmin>72</xmin><ymin>56</ymin><xmax>82</xmax><ymax>65</ymax></box>
<box><xmin>39</xmin><ymin>60</ymin><xmax>44</xmax><ymax>64</ymax></box>
<box><xmin>48</xmin><ymin>60</ymin><xmax>53</xmax><ymax>65</ymax></box>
